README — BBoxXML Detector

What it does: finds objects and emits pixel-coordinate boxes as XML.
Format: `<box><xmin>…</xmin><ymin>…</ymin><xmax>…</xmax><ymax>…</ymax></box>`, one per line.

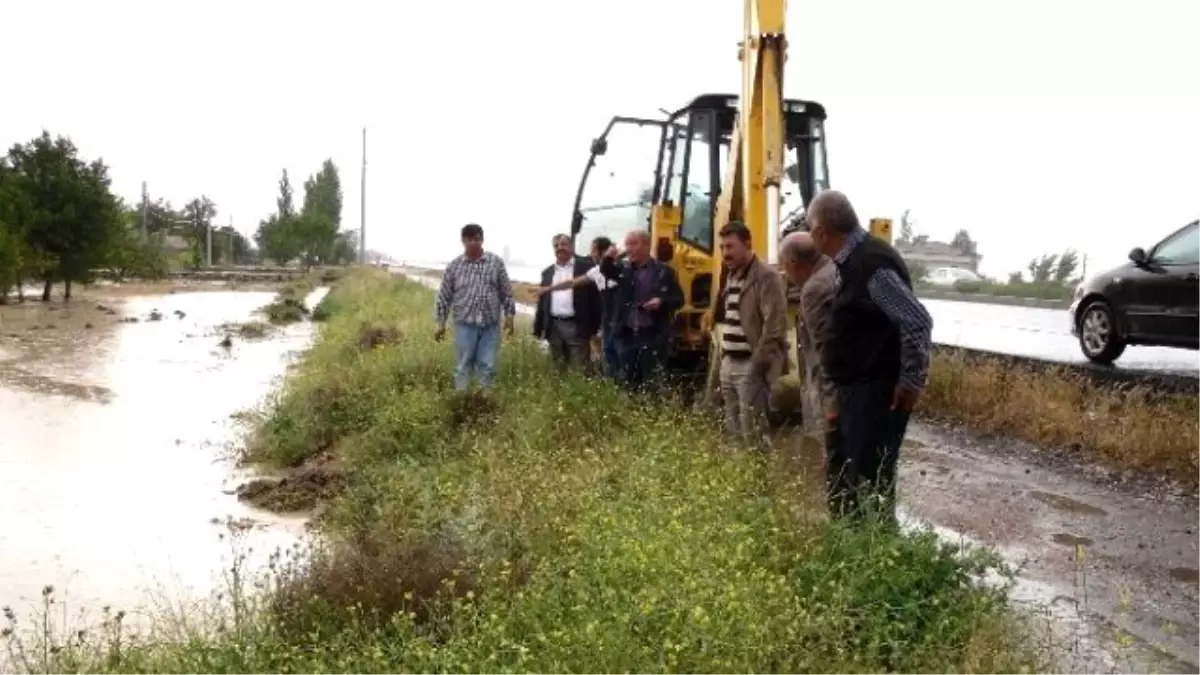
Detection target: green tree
<box><xmin>106</xmin><ymin>200</ymin><xmax>168</xmax><ymax>279</ymax></box>
<box><xmin>330</xmin><ymin>229</ymin><xmax>359</xmax><ymax>265</ymax></box>
<box><xmin>298</xmin><ymin>160</ymin><xmax>342</xmax><ymax>268</ymax></box>
<box><xmin>0</xmin><ymin>158</ymin><xmax>33</xmax><ymax>302</ymax></box>
<box><xmin>899</xmin><ymin>209</ymin><xmax>914</xmax><ymax>245</ymax></box>
<box><xmin>951</xmin><ymin>229</ymin><xmax>977</xmax><ymax>256</ymax></box>
<box><xmin>254</xmin><ymin>169</ymin><xmax>304</xmax><ymax>266</ymax></box>
<box><xmin>1026</xmin><ymin>253</ymin><xmax>1058</xmax><ymax>283</ymax></box>
<box><xmin>1054</xmin><ymin>249</ymin><xmax>1080</xmax><ymax>284</ymax></box>
<box><xmin>213</xmin><ymin>225</ymin><xmax>252</xmax><ymax>265</ymax></box>
<box><xmin>277</xmin><ymin>169</ymin><xmax>296</xmax><ymax>220</ymax></box>
<box><xmin>181</xmin><ymin>196</ymin><xmax>218</xmax><ymax>269</ymax></box>
<box><xmin>302</xmin><ymin>160</ymin><xmax>342</xmax><ymax>228</ymax></box>
<box><xmin>7</xmin><ymin>132</ymin><xmax>124</xmax><ymax>301</ymax></box>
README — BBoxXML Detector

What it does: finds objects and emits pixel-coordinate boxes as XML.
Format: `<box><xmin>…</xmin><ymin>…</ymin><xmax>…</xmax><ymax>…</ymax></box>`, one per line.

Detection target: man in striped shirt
<box><xmin>434</xmin><ymin>223</ymin><xmax>516</xmax><ymax>392</ymax></box>
<box><xmin>713</xmin><ymin>221</ymin><xmax>789</xmax><ymax>446</ymax></box>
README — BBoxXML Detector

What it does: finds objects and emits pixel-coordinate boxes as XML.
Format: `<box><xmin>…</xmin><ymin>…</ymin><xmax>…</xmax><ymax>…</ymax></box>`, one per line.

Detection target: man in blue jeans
<box><xmin>434</xmin><ymin>223</ymin><xmax>516</xmax><ymax>391</ymax></box>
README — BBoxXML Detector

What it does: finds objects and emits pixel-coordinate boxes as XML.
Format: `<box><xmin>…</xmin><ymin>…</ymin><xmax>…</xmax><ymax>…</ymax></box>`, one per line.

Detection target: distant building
<box><xmin>501</xmin><ymin>245</ymin><xmax>512</xmax><ymax>263</ymax></box>
<box><xmin>896</xmin><ymin>238</ymin><xmax>982</xmax><ymax>273</ymax></box>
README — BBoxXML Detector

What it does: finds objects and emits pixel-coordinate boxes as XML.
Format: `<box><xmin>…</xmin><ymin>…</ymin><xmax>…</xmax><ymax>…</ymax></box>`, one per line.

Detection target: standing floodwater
<box><xmin>0</xmin><ymin>287</ymin><xmax>326</xmax><ymax>622</ymax></box>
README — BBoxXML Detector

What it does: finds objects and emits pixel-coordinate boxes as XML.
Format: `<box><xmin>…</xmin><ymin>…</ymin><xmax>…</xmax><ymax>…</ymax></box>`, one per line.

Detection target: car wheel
<box><xmin>1078</xmin><ymin>300</ymin><xmax>1127</xmax><ymax>364</ymax></box>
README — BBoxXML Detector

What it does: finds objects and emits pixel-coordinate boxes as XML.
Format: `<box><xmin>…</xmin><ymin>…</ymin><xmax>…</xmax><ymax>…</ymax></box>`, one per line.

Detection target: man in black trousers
<box><xmin>808</xmin><ymin>190</ymin><xmax>934</xmax><ymax>524</ymax></box>
<box><xmin>533</xmin><ymin>234</ymin><xmax>603</xmax><ymax>373</ymax></box>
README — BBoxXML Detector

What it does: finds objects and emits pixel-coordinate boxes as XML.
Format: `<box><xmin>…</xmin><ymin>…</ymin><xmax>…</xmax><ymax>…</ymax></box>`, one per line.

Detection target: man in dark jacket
<box><xmin>809</xmin><ymin>190</ymin><xmax>934</xmax><ymax>524</ymax></box>
<box><xmin>533</xmin><ymin>234</ymin><xmax>603</xmax><ymax>372</ymax></box>
<box><xmin>530</xmin><ymin>236</ymin><xmax>620</xmax><ymax>376</ymax></box>
<box><xmin>599</xmin><ymin>230</ymin><xmax>684</xmax><ymax>391</ymax></box>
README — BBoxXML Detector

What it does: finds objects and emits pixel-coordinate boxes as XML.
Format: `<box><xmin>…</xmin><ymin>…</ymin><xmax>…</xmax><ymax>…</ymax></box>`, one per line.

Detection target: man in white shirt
<box><xmin>532</xmin><ymin>236</ymin><xmax>619</xmax><ymax>376</ymax></box>
<box><xmin>532</xmin><ymin>234</ymin><xmax>603</xmax><ymax>372</ymax></box>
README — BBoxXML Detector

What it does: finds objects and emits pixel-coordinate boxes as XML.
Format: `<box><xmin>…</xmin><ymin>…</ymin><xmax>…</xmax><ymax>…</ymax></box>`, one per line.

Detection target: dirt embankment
<box><xmin>232</xmin><ymin>319</ymin><xmax>404</xmax><ymax>513</ymax></box>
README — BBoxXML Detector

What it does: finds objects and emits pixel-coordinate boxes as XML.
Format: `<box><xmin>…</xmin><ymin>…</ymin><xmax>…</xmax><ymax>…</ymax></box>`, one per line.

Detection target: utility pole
<box><xmin>140</xmin><ymin>182</ymin><xmax>149</xmax><ymax>238</ymax></box>
<box><xmin>359</xmin><ymin>126</ymin><xmax>367</xmax><ymax>264</ymax></box>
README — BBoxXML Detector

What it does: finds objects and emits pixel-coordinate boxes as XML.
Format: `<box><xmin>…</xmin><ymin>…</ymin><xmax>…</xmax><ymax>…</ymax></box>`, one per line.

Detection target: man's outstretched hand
<box><xmin>434</xmin><ymin>325</ymin><xmax>446</xmax><ymax>343</ymax></box>
<box><xmin>504</xmin><ymin>317</ymin><xmax>515</xmax><ymax>337</ymax></box>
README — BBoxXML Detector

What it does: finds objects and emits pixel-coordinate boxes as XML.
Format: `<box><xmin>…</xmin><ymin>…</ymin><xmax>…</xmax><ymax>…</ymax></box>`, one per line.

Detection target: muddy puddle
<box><xmin>895</xmin><ymin>430</ymin><xmax>1197</xmax><ymax>672</ymax></box>
<box><xmin>0</xmin><ymin>287</ymin><xmax>328</xmax><ymax>631</ymax></box>
<box><xmin>776</xmin><ymin>430</ymin><xmax>1198</xmax><ymax>672</ymax></box>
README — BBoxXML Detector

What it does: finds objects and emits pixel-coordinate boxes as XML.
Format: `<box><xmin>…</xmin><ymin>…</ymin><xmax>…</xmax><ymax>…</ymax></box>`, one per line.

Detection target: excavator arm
<box><xmin>713</xmin><ymin>0</ymin><xmax>788</xmax><ymax>266</ymax></box>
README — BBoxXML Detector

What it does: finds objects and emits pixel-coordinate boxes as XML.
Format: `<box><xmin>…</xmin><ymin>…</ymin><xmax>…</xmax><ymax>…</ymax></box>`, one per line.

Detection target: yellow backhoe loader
<box><xmin>568</xmin><ymin>0</ymin><xmax>892</xmax><ymax>377</ymax></box>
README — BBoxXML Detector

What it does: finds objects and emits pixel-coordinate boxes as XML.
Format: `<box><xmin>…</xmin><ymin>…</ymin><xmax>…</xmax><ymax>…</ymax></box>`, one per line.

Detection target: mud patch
<box><xmin>446</xmin><ymin>390</ymin><xmax>501</xmax><ymax>427</ymax></box>
<box><xmin>0</xmin><ymin>361</ymin><xmax>114</xmax><ymax>402</ymax></box>
<box><xmin>1168</xmin><ymin>567</ymin><xmax>1199</xmax><ymax>585</ymax></box>
<box><xmin>1051</xmin><ymin>532</ymin><xmax>1094</xmax><ymax>547</ymax></box>
<box><xmin>357</xmin><ymin>322</ymin><xmax>402</xmax><ymax>350</ymax></box>
<box><xmin>236</xmin><ymin>452</ymin><xmax>345</xmax><ymax>513</ymax></box>
<box><xmin>1029</xmin><ymin>490</ymin><xmax>1108</xmax><ymax>516</ymax></box>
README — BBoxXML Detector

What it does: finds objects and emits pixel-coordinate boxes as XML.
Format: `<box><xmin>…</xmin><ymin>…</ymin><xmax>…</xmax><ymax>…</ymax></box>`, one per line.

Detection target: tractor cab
<box><xmin>569</xmin><ymin>94</ymin><xmax>831</xmax><ymax>364</ymax></box>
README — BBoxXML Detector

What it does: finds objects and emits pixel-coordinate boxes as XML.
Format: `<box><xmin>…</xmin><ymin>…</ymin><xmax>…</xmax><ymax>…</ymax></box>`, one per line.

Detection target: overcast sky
<box><xmin>3</xmin><ymin>0</ymin><xmax>1196</xmax><ymax>278</ymax></box>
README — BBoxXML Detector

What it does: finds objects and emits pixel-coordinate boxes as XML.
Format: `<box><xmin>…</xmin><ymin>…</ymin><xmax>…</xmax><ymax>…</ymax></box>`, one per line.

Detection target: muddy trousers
<box><xmin>719</xmin><ymin>354</ymin><xmax>771</xmax><ymax>448</ymax></box>
<box><xmin>453</xmin><ymin>321</ymin><xmax>500</xmax><ymax>392</ymax></box>
<box><xmin>827</xmin><ymin>378</ymin><xmax>911</xmax><ymax>524</ymax></box>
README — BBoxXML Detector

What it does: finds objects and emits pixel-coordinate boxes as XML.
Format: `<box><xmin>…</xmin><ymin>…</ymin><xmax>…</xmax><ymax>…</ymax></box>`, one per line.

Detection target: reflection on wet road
<box><xmin>0</xmin><ymin>289</ymin><xmax>326</xmax><ymax>621</ymax></box>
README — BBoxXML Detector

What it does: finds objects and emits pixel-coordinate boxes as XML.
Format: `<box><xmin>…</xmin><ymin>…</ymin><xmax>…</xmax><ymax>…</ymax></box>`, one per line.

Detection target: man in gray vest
<box><xmin>780</xmin><ymin>231</ymin><xmax>837</xmax><ymax>439</ymax></box>
<box><xmin>808</xmin><ymin>191</ymin><xmax>933</xmax><ymax>524</ymax></box>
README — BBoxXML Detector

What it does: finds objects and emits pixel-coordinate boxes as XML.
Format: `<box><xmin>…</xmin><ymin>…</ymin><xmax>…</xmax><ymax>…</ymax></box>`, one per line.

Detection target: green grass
<box><xmin>916</xmin><ymin>279</ymin><xmax>1074</xmax><ymax>301</ymax></box>
<box><xmin>5</xmin><ymin>269</ymin><xmax>1050</xmax><ymax>673</ymax></box>
<box><xmin>257</xmin><ymin>278</ymin><xmax>315</xmax><ymax>325</ymax></box>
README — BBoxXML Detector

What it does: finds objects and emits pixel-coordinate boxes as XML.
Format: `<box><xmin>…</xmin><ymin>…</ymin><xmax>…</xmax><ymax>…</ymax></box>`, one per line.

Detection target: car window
<box><xmin>1152</xmin><ymin>223</ymin><xmax>1199</xmax><ymax>265</ymax></box>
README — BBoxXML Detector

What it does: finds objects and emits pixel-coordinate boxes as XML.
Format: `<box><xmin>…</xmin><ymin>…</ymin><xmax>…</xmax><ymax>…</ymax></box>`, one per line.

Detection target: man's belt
<box><xmin>723</xmin><ymin>350</ymin><xmax>752</xmax><ymax>361</ymax></box>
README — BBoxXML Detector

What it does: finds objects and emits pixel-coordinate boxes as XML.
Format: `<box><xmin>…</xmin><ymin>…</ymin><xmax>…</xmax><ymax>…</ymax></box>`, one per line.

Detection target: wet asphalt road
<box><xmin>898</xmin><ymin>425</ymin><xmax>1198</xmax><ymax>673</ymax></box>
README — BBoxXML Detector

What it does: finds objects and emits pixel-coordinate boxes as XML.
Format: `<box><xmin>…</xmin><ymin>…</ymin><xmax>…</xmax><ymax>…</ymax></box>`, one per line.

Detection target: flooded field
<box><xmin>0</xmin><ymin>287</ymin><xmax>327</xmax><ymax>626</ymax></box>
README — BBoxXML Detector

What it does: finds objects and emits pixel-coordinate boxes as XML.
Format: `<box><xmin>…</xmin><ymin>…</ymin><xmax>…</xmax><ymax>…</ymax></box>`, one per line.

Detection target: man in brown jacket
<box><xmin>781</xmin><ymin>231</ymin><xmax>837</xmax><ymax>438</ymax></box>
<box><xmin>713</xmin><ymin>221</ymin><xmax>789</xmax><ymax>446</ymax></box>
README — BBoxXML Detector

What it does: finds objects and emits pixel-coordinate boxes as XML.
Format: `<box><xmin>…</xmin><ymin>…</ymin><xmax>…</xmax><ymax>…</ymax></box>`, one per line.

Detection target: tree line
<box><xmin>0</xmin><ymin>130</ymin><xmax>359</xmax><ymax>304</ymax></box>
<box><xmin>253</xmin><ymin>163</ymin><xmax>357</xmax><ymax>269</ymax></box>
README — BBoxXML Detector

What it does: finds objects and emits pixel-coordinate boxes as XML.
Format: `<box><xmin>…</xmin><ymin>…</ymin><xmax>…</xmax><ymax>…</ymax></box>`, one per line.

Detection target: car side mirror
<box><xmin>590</xmin><ymin>138</ymin><xmax>608</xmax><ymax>156</ymax></box>
<box><xmin>1128</xmin><ymin>247</ymin><xmax>1147</xmax><ymax>265</ymax></box>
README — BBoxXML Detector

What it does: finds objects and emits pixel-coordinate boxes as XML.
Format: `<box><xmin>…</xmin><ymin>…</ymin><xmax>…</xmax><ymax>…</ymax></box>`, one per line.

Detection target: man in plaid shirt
<box><xmin>434</xmin><ymin>223</ymin><xmax>516</xmax><ymax>391</ymax></box>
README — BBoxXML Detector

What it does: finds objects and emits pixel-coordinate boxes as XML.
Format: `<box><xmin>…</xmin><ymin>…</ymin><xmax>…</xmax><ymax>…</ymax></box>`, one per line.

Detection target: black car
<box><xmin>1069</xmin><ymin>220</ymin><xmax>1199</xmax><ymax>364</ymax></box>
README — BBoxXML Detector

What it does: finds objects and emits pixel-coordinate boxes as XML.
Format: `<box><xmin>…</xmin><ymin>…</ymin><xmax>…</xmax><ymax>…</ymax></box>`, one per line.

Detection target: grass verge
<box><xmin>921</xmin><ymin>351</ymin><xmax>1199</xmax><ymax>484</ymax></box>
<box><xmin>5</xmin><ymin>268</ymin><xmax>1047</xmax><ymax>673</ymax></box>
<box><xmin>258</xmin><ymin>278</ymin><xmax>315</xmax><ymax>325</ymax></box>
